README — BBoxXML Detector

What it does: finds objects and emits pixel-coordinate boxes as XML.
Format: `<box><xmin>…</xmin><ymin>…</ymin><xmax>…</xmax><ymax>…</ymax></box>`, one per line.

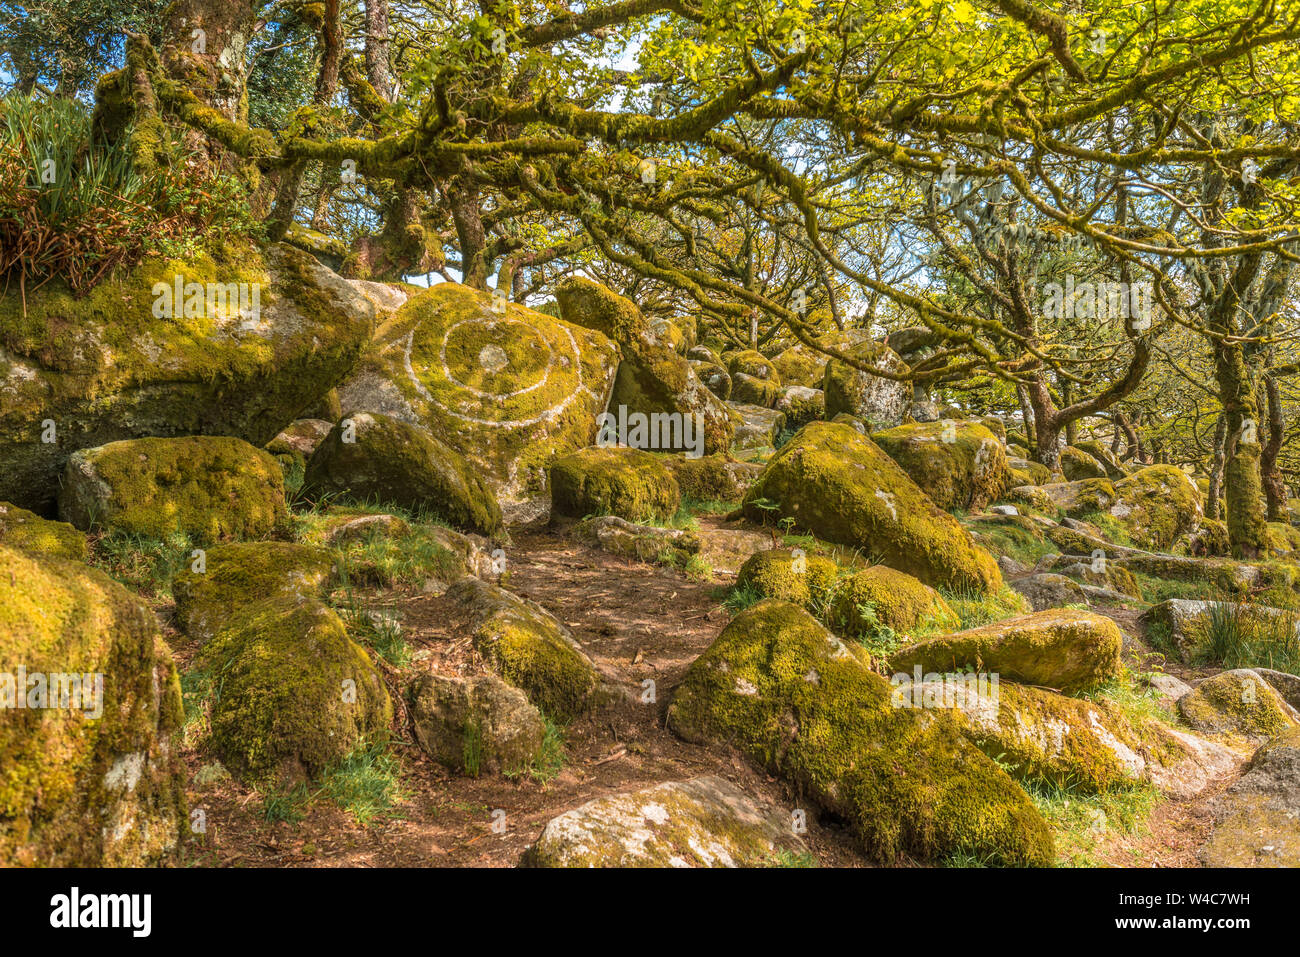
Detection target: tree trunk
<box><xmin>449</xmin><ymin>177</ymin><xmax>490</xmax><ymax>290</ymax></box>
<box><xmin>1261</xmin><ymin>373</ymin><xmax>1287</xmax><ymax>522</ymax></box>
<box><xmin>1206</xmin><ymin>415</ymin><xmax>1226</xmax><ymax>521</ymax></box>
<box><xmin>1214</xmin><ymin>344</ymin><xmax>1269</xmax><ymax>558</ymax></box>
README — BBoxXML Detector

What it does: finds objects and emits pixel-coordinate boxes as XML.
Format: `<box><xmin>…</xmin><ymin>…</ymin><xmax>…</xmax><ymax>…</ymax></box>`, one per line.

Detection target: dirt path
<box><xmin>182</xmin><ymin>523</ymin><xmax>867</xmax><ymax>868</ymax></box>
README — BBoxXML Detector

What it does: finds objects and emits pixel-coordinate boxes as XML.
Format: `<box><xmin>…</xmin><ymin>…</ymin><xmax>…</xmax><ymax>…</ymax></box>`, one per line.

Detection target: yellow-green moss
<box><xmin>1178</xmin><ymin>669</ymin><xmax>1297</xmax><ymax>740</ymax></box>
<box><xmin>0</xmin><ymin>544</ymin><xmax>185</xmax><ymax>866</ymax></box>
<box><xmin>549</xmin><ymin>446</ymin><xmax>681</xmax><ymax>524</ymax></box>
<box><xmin>1060</xmin><ymin>446</ymin><xmax>1107</xmax><ymax>481</ymax></box>
<box><xmin>731</xmin><ymin>372</ymin><xmax>782</xmax><ymax>408</ymax></box>
<box><xmin>666</xmin><ymin>600</ymin><xmax>1054</xmax><ymax>865</ymax></box>
<box><xmin>821</xmin><ymin>341</ymin><xmax>910</xmax><ymax>426</ymax></box>
<box><xmin>889</xmin><ymin>609</ymin><xmax>1123</xmax><ymax>693</ymax></box>
<box><xmin>198</xmin><ymin>596</ymin><xmax>393</xmax><ymax>784</ymax></box>
<box><xmin>0</xmin><ymin>501</ymin><xmax>86</xmax><ymax>560</ymax></box>
<box><xmin>871</xmin><ymin>421</ymin><xmax>1010</xmax><ymax>511</ymax></box>
<box><xmin>59</xmin><ymin>435</ymin><xmax>288</xmax><ymax>542</ymax></box>
<box><xmin>830</xmin><ymin>565</ymin><xmax>960</xmax><ymax>636</ymax></box>
<box><xmin>741</xmin><ymin>422</ymin><xmax>1002</xmax><ymax>593</ymax></box>
<box><xmin>736</xmin><ymin>547</ymin><xmax>838</xmax><ymax>608</ymax></box>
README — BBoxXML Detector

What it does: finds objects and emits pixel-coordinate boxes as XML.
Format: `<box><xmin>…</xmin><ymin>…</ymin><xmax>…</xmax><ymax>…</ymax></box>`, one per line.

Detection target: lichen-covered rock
<box><xmin>265</xmin><ymin>418</ymin><xmax>334</xmax><ymax>497</ymax></box>
<box><xmin>335</xmin><ymin>282</ymin><xmax>618</xmax><ymax>505</ymax></box>
<box><xmin>1201</xmin><ymin>727</ymin><xmax>1300</xmax><ymax>867</ymax></box>
<box><xmin>728</xmin><ymin>402</ymin><xmax>786</xmax><ymax>450</ymax></box>
<box><xmin>689</xmin><ymin>359</ymin><xmax>732</xmax><ymax>400</ymax></box>
<box><xmin>1008</xmin><ymin>457</ymin><xmax>1053</xmax><ymax>485</ymax></box>
<box><xmin>0</xmin><ymin>501</ymin><xmax>85</xmax><ymax>560</ymax></box>
<box><xmin>736</xmin><ymin>547</ymin><xmax>838</xmax><ymax>609</ymax></box>
<box><xmin>771</xmin><ymin>343</ymin><xmax>826</xmax><ymax>387</ymax></box>
<box><xmin>0</xmin><ymin>242</ymin><xmax>376</xmax><ymax>513</ymax></box>
<box><xmin>556</xmin><ymin>278</ymin><xmax>732</xmax><ymax>455</ymax></box>
<box><xmin>304</xmin><ymin>411</ymin><xmax>503</xmax><ymax>536</ymax></box>
<box><xmin>172</xmin><ymin>541</ymin><xmax>336</xmax><ymax>642</ymax></box>
<box><xmin>731</xmin><ymin>371</ymin><xmax>781</xmax><ymax>408</ymax></box>
<box><xmin>0</xmin><ymin>545</ymin><xmax>185</xmax><ymax>866</ymax></box>
<box><xmin>663</xmin><ymin>454</ymin><xmax>760</xmax><ymax>503</ymax></box>
<box><xmin>1060</xmin><ymin>446</ymin><xmax>1108</xmax><ymax>481</ymax></box>
<box><xmin>829</xmin><ymin>565</ymin><xmax>960</xmax><ymax>636</ymax></box>
<box><xmin>446</xmin><ymin>577</ymin><xmax>599</xmax><ymax>721</ymax></box>
<box><xmin>1009</xmin><ymin>573</ymin><xmax>1089</xmax><ymax>612</ymax></box>
<box><xmin>740</xmin><ymin>422</ymin><xmax>1002</xmax><ymax>593</ymax></box>
<box><xmin>1106</xmin><ymin>465</ymin><xmax>1204</xmax><ymax>550</ymax></box>
<box><xmin>548</xmin><ymin>446</ymin><xmax>680</xmax><ymax>524</ymax></box>
<box><xmin>775</xmin><ymin>385</ymin><xmax>824</xmax><ymax>431</ymax></box>
<box><xmin>1117</xmin><ymin>552</ymin><xmax>1260</xmax><ymax>592</ymax></box>
<box><xmin>910</xmin><ymin>677</ymin><xmax>1236</xmax><ymax>797</ymax></box>
<box><xmin>1178</xmin><ymin>670</ymin><xmax>1300</xmax><ymax>741</ymax></box>
<box><xmin>573</xmin><ymin>515</ymin><xmax>700</xmax><ymax>566</ymax></box>
<box><xmin>521</xmin><ymin>776</ymin><xmax>808</xmax><ymax>867</ymax></box>
<box><xmin>727</xmin><ymin>350</ymin><xmax>781</xmax><ymax>384</ymax></box>
<box><xmin>666</xmin><ymin>600</ymin><xmax>1054</xmax><ymax>865</ymax></box>
<box><xmin>322</xmin><ymin>512</ymin><xmax>411</xmax><ymax>546</ymax></box>
<box><xmin>821</xmin><ymin>341</ymin><xmax>910</xmax><ymax>428</ymax></box>
<box><xmin>1073</xmin><ymin>440</ymin><xmax>1129</xmax><ymax>479</ymax></box>
<box><xmin>1039</xmin><ymin>555</ymin><xmax>1143</xmax><ymax>599</ymax></box>
<box><xmin>198</xmin><ymin>596</ymin><xmax>393</xmax><ymax>784</ymax></box>
<box><xmin>59</xmin><ymin>436</ymin><xmax>287</xmax><ymax>542</ymax></box>
<box><xmin>889</xmin><ymin>609</ymin><xmax>1123</xmax><ymax>693</ymax></box>
<box><xmin>871</xmin><ymin>421</ymin><xmax>1009</xmax><ymax>511</ymax></box>
<box><xmin>408</xmin><ymin>672</ymin><xmax>545</xmax><ymax>775</ymax></box>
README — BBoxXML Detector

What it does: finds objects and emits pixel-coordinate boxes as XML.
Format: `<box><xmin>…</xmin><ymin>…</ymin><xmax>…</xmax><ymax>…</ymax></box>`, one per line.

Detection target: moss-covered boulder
<box><xmin>726</xmin><ymin>350</ymin><xmax>781</xmax><ymax>383</ymax></box>
<box><xmin>408</xmin><ymin>672</ymin><xmax>545</xmax><ymax>775</ymax></box>
<box><xmin>446</xmin><ymin>577</ymin><xmax>599</xmax><ymax>721</ymax></box>
<box><xmin>666</xmin><ymin>600</ymin><xmax>1054</xmax><ymax>865</ymax></box>
<box><xmin>1008</xmin><ymin>572</ymin><xmax>1089</xmax><ymax>611</ymax></box>
<box><xmin>889</xmin><ymin>609</ymin><xmax>1123</xmax><ymax>693</ymax></box>
<box><xmin>265</xmin><ymin>418</ymin><xmax>334</xmax><ymax>497</ymax></box>
<box><xmin>829</xmin><ymin>565</ymin><xmax>960</xmax><ymax>636</ymax></box>
<box><xmin>198</xmin><ymin>596</ymin><xmax>393</xmax><ymax>784</ymax></box>
<box><xmin>736</xmin><ymin>547</ymin><xmax>838</xmax><ymax>609</ymax></box>
<box><xmin>741</xmin><ymin>422</ymin><xmax>1002</xmax><ymax>593</ymax></box>
<box><xmin>771</xmin><ymin>343</ymin><xmax>827</xmax><ymax>387</ymax></box>
<box><xmin>729</xmin><ymin>402</ymin><xmax>786</xmax><ymax>450</ymax></box>
<box><xmin>1008</xmin><ymin>457</ymin><xmax>1053</xmax><ymax>485</ymax></box>
<box><xmin>555</xmin><ymin>278</ymin><xmax>732</xmax><ymax>455</ymax></box>
<box><xmin>871</xmin><ymin>421</ymin><xmax>1009</xmax><ymax>511</ymax></box>
<box><xmin>304</xmin><ymin>411</ymin><xmax>503</xmax><ymax>536</ymax></box>
<box><xmin>573</xmin><ymin>515</ymin><xmax>700</xmax><ymax>567</ymax></box>
<box><xmin>1060</xmin><ymin>446</ymin><xmax>1108</xmax><ymax>481</ymax></box>
<box><xmin>521</xmin><ymin>776</ymin><xmax>808</xmax><ymax>867</ymax></box>
<box><xmin>689</xmin><ymin>359</ymin><xmax>732</xmax><ymax>400</ymax></box>
<box><xmin>1073</xmin><ymin>440</ymin><xmax>1129</xmax><ymax>479</ymax></box>
<box><xmin>731</xmin><ymin>371</ymin><xmax>781</xmax><ymax>408</ymax></box>
<box><xmin>1106</xmin><ymin>465</ymin><xmax>1204</xmax><ymax>550</ymax></box>
<box><xmin>335</xmin><ymin>282</ymin><xmax>618</xmax><ymax>505</ymax></box>
<box><xmin>0</xmin><ymin>501</ymin><xmax>85</xmax><ymax>560</ymax></box>
<box><xmin>0</xmin><ymin>545</ymin><xmax>185</xmax><ymax>866</ymax></box>
<box><xmin>1200</xmin><ymin>726</ymin><xmax>1300</xmax><ymax>867</ymax></box>
<box><xmin>1137</xmin><ymin>598</ymin><xmax>1299</xmax><ymax>663</ymax></box>
<box><xmin>821</xmin><ymin>341</ymin><xmax>910</xmax><ymax>428</ymax></box>
<box><xmin>1178</xmin><ymin>670</ymin><xmax>1300</xmax><ymax>741</ymax></box>
<box><xmin>548</xmin><ymin>446</ymin><xmax>680</xmax><ymax>523</ymax></box>
<box><xmin>0</xmin><ymin>242</ymin><xmax>377</xmax><ymax>513</ymax></box>
<box><xmin>59</xmin><ymin>436</ymin><xmax>287</xmax><ymax>541</ymax></box>
<box><xmin>775</xmin><ymin>385</ymin><xmax>825</xmax><ymax>431</ymax></box>
<box><xmin>663</xmin><ymin>453</ymin><xmax>761</xmax><ymax>503</ymax></box>
<box><xmin>172</xmin><ymin>541</ymin><xmax>336</xmax><ymax>643</ymax></box>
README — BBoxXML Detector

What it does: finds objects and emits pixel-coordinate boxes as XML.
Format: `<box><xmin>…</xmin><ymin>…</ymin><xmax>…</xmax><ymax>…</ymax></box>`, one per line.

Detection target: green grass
<box><xmin>723</xmin><ymin>580</ymin><xmax>766</xmax><ymax>615</ymax></box>
<box><xmin>332</xmin><ymin>525</ymin><xmax>462</xmax><ymax>591</ymax></box>
<box><xmin>1199</xmin><ymin>600</ymin><xmax>1300</xmax><ymax>673</ymax></box>
<box><xmin>503</xmin><ymin>716</ymin><xmax>567</xmax><ymax>785</ymax></box>
<box><xmin>937</xmin><ymin>583</ymin><xmax>1030</xmax><ymax>631</ymax></box>
<box><xmin>314</xmin><ymin>741</ymin><xmax>407</xmax><ymax>826</ymax></box>
<box><xmin>1025</xmin><ymin>779</ymin><xmax>1160</xmax><ymax>867</ymax></box>
<box><xmin>88</xmin><ymin>530</ymin><xmax>197</xmax><ymax>598</ymax></box>
<box><xmin>1074</xmin><ymin>510</ymin><xmax>1135</xmax><ymax>549</ymax></box>
<box><xmin>261</xmin><ymin>784</ymin><xmax>310</xmax><ymax>824</ymax></box>
<box><xmin>179</xmin><ymin>668</ymin><xmax>214</xmax><ymax>748</ymax></box>
<box><xmin>336</xmin><ymin>594</ymin><xmax>411</xmax><ymax>667</ymax></box>
<box><xmin>768</xmin><ymin>849</ymin><xmax>818</xmax><ymax>867</ymax></box>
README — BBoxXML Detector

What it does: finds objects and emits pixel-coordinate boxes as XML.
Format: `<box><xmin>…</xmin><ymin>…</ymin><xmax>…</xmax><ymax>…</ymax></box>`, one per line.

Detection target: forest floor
<box><xmin>175</xmin><ymin>514</ymin><xmax>1237</xmax><ymax>869</ymax></box>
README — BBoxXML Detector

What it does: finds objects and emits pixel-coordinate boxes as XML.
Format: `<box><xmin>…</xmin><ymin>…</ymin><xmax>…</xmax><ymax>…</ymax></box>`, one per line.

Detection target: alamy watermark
<box><xmin>152</xmin><ymin>274</ymin><xmax>263</xmax><ymax>322</ymax></box>
<box><xmin>596</xmin><ymin>404</ymin><xmax>705</xmax><ymax>458</ymax></box>
<box><xmin>1041</xmin><ymin>276</ymin><xmax>1152</xmax><ymax>328</ymax></box>
<box><xmin>890</xmin><ymin>666</ymin><xmax>999</xmax><ymax>713</ymax></box>
<box><xmin>1</xmin><ymin>666</ymin><xmax>104</xmax><ymax>718</ymax></box>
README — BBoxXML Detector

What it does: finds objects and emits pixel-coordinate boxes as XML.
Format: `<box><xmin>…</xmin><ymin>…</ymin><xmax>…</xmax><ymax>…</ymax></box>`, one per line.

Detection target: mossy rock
<box><xmin>335</xmin><ymin>282</ymin><xmax>618</xmax><ymax>505</ymax></box>
<box><xmin>0</xmin><ymin>545</ymin><xmax>185</xmax><ymax>865</ymax></box>
<box><xmin>889</xmin><ymin>608</ymin><xmax>1123</xmax><ymax>693</ymax></box>
<box><xmin>736</xmin><ymin>547</ymin><xmax>838</xmax><ymax>609</ymax></box>
<box><xmin>301</xmin><ymin>388</ymin><xmax>343</xmax><ymax>423</ymax></box>
<box><xmin>521</xmin><ymin>775</ymin><xmax>809</xmax><ymax>867</ymax></box>
<box><xmin>829</xmin><ymin>564</ymin><xmax>960</xmax><ymax>636</ymax></box>
<box><xmin>574</xmin><ymin>515</ymin><xmax>700</xmax><ymax>566</ymax></box>
<box><xmin>0</xmin><ymin>241</ymin><xmax>375</xmax><ymax>513</ymax></box>
<box><xmin>977</xmin><ymin>416</ymin><xmax>1008</xmax><ymax>443</ymax></box>
<box><xmin>662</xmin><ymin>453</ymin><xmax>760</xmax><ymax>503</ymax></box>
<box><xmin>265</xmin><ymin>419</ymin><xmax>333</xmax><ymax>496</ymax></box>
<box><xmin>172</xmin><ymin>541</ymin><xmax>337</xmax><ymax>643</ymax></box>
<box><xmin>446</xmin><ymin>577</ymin><xmax>599</xmax><ymax>721</ymax></box>
<box><xmin>198</xmin><ymin>596</ymin><xmax>393</xmax><ymax>785</ymax></box>
<box><xmin>666</xmin><ymin>600</ymin><xmax>1054</xmax><ymax>865</ymax></box>
<box><xmin>1200</xmin><ymin>726</ymin><xmax>1300</xmax><ymax>866</ymax></box>
<box><xmin>1191</xmin><ymin>518</ymin><xmax>1231</xmax><ymax>557</ymax></box>
<box><xmin>741</xmin><ymin>422</ymin><xmax>1002</xmax><ymax>593</ymax></box>
<box><xmin>1267</xmin><ymin>522</ymin><xmax>1300</xmax><ymax>556</ymax></box>
<box><xmin>1104</xmin><ymin>466</ymin><xmax>1204</xmax><ymax>551</ymax></box>
<box><xmin>408</xmin><ymin>672</ymin><xmax>545</xmax><ymax>775</ymax></box>
<box><xmin>731</xmin><ymin>371</ymin><xmax>782</xmax><ymax>408</ymax></box>
<box><xmin>1008</xmin><ymin>572</ymin><xmax>1089</xmax><ymax>611</ymax></box>
<box><xmin>548</xmin><ymin>446</ymin><xmax>680</xmax><ymax>524</ymax></box>
<box><xmin>1178</xmin><ymin>670</ymin><xmax>1300</xmax><ymax>741</ymax></box>
<box><xmin>821</xmin><ymin>341</ymin><xmax>910</xmax><ymax>428</ymax></box>
<box><xmin>728</xmin><ymin>402</ymin><xmax>786</xmax><ymax>451</ymax></box>
<box><xmin>1060</xmin><ymin>446</ymin><xmax>1108</xmax><ymax>481</ymax></box>
<box><xmin>689</xmin><ymin>359</ymin><xmax>732</xmax><ymax>400</ymax></box>
<box><xmin>59</xmin><ymin>435</ymin><xmax>287</xmax><ymax>542</ymax></box>
<box><xmin>726</xmin><ymin>349</ymin><xmax>781</xmax><ymax>383</ymax></box>
<box><xmin>0</xmin><ymin>501</ymin><xmax>86</xmax><ymax>560</ymax></box>
<box><xmin>304</xmin><ymin>411</ymin><xmax>503</xmax><ymax>536</ymax></box>
<box><xmin>871</xmin><ymin>421</ymin><xmax>1009</xmax><ymax>511</ymax></box>
<box><xmin>771</xmin><ymin>343</ymin><xmax>827</xmax><ymax>387</ymax></box>
<box><xmin>775</xmin><ymin>386</ymin><xmax>825</xmax><ymax>430</ymax></box>
<box><xmin>1073</xmin><ymin>440</ymin><xmax>1129</xmax><ymax>479</ymax></box>
<box><xmin>1008</xmin><ymin>457</ymin><xmax>1053</xmax><ymax>485</ymax></box>
<box><xmin>556</xmin><ymin>278</ymin><xmax>732</xmax><ymax>455</ymax></box>
<box><xmin>1118</xmin><ymin>553</ymin><xmax>1260</xmax><ymax>593</ymax></box>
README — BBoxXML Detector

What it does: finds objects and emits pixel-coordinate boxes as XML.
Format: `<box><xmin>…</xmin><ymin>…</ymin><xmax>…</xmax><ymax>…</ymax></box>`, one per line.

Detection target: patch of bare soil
<box><xmin>180</xmin><ymin>523</ymin><xmax>868</xmax><ymax>868</ymax></box>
